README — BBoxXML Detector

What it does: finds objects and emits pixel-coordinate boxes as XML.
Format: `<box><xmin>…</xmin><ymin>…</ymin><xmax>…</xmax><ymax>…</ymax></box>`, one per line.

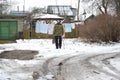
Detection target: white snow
<box><xmin>109</xmin><ymin>58</ymin><xmax>120</xmax><ymax>71</ymax></box>
<box><xmin>33</xmin><ymin>14</ymin><xmax>64</xmax><ymax>20</ymax></box>
<box><xmin>0</xmin><ymin>38</ymin><xmax>120</xmax><ymax>80</ymax></box>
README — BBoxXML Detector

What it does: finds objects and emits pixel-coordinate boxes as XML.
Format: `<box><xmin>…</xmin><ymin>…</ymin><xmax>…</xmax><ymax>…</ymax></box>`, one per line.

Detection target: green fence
<box><xmin>0</xmin><ymin>21</ymin><xmax>17</xmax><ymax>39</ymax></box>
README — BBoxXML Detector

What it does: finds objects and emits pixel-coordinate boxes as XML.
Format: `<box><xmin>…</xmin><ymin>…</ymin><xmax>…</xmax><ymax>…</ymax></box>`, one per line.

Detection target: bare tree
<box><xmin>0</xmin><ymin>0</ymin><xmax>11</xmax><ymax>15</ymax></box>
<box><xmin>30</xmin><ymin>7</ymin><xmax>46</xmax><ymax>15</ymax></box>
<box><xmin>83</xmin><ymin>0</ymin><xmax>114</xmax><ymax>15</ymax></box>
<box><xmin>96</xmin><ymin>0</ymin><xmax>113</xmax><ymax>14</ymax></box>
<box><xmin>114</xmin><ymin>0</ymin><xmax>120</xmax><ymax>14</ymax></box>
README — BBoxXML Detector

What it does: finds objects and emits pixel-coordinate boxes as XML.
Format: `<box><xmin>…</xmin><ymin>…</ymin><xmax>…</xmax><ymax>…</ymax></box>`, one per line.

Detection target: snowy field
<box><xmin>0</xmin><ymin>38</ymin><xmax>120</xmax><ymax>80</ymax></box>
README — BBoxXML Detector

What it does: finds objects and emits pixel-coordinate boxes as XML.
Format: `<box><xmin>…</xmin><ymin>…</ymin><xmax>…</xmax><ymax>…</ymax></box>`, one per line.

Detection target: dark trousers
<box><xmin>54</xmin><ymin>36</ymin><xmax>62</xmax><ymax>49</ymax></box>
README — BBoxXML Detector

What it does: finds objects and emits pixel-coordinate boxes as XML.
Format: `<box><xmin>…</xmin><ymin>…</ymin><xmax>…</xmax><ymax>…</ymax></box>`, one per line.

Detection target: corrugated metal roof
<box><xmin>47</xmin><ymin>5</ymin><xmax>76</xmax><ymax>17</ymax></box>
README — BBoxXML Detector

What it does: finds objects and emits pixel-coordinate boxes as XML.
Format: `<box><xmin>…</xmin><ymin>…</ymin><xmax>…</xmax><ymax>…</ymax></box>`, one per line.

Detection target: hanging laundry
<box><xmin>48</xmin><ymin>24</ymin><xmax>55</xmax><ymax>34</ymax></box>
<box><xmin>35</xmin><ymin>21</ymin><xmax>48</xmax><ymax>34</ymax></box>
<box><xmin>64</xmin><ymin>23</ymin><xmax>72</xmax><ymax>32</ymax></box>
<box><xmin>35</xmin><ymin>21</ymin><xmax>41</xmax><ymax>33</ymax></box>
<box><xmin>71</xmin><ymin>23</ymin><xmax>75</xmax><ymax>29</ymax></box>
<box><xmin>39</xmin><ymin>23</ymin><xmax>48</xmax><ymax>34</ymax></box>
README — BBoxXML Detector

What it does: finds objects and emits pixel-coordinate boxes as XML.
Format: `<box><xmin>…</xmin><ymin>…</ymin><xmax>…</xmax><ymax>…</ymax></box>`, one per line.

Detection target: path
<box><xmin>42</xmin><ymin>52</ymin><xmax>120</xmax><ymax>80</ymax></box>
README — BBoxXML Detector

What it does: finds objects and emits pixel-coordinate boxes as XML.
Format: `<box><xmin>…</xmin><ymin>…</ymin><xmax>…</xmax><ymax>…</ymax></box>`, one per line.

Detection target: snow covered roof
<box><xmin>33</xmin><ymin>14</ymin><xmax>64</xmax><ymax>20</ymax></box>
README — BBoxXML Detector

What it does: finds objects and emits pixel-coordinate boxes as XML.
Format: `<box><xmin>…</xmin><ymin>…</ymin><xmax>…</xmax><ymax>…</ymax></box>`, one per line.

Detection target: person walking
<box><xmin>53</xmin><ymin>21</ymin><xmax>65</xmax><ymax>49</ymax></box>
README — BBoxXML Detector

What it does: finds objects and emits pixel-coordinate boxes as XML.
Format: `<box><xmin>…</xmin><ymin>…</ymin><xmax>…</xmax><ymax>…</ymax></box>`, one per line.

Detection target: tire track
<box><xmin>102</xmin><ymin>53</ymin><xmax>120</xmax><ymax>75</ymax></box>
<box><xmin>88</xmin><ymin>52</ymin><xmax>120</xmax><ymax>79</ymax></box>
<box><xmin>42</xmin><ymin>57</ymin><xmax>57</xmax><ymax>75</ymax></box>
<box><xmin>42</xmin><ymin>52</ymin><xmax>120</xmax><ymax>80</ymax></box>
<box><xmin>42</xmin><ymin>54</ymin><xmax>82</xmax><ymax>80</ymax></box>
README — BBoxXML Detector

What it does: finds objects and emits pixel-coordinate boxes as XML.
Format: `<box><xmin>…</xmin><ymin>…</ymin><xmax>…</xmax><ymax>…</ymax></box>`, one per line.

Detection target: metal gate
<box><xmin>0</xmin><ymin>21</ymin><xmax>17</xmax><ymax>39</ymax></box>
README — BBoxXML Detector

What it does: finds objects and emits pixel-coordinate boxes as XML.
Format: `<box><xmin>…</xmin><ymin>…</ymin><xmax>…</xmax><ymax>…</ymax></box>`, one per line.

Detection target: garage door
<box><xmin>0</xmin><ymin>21</ymin><xmax>17</xmax><ymax>39</ymax></box>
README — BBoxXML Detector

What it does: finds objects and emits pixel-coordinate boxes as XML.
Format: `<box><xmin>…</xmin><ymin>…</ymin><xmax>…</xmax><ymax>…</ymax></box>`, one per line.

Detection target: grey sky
<box><xmin>11</xmin><ymin>0</ymin><xmax>78</xmax><ymax>11</ymax></box>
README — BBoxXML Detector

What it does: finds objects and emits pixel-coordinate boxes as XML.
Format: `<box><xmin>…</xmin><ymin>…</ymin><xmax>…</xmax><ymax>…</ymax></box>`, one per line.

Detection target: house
<box><xmin>0</xmin><ymin>11</ymin><xmax>30</xmax><ymax>40</ymax></box>
<box><xmin>84</xmin><ymin>14</ymin><xmax>95</xmax><ymax>24</ymax></box>
<box><xmin>47</xmin><ymin>5</ymin><xmax>77</xmax><ymax>22</ymax></box>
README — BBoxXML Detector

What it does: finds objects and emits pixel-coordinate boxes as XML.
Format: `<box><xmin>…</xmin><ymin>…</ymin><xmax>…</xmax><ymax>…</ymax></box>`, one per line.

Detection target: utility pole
<box><xmin>71</xmin><ymin>0</ymin><xmax>72</xmax><ymax>6</ymax></box>
<box><xmin>77</xmin><ymin>0</ymin><xmax>80</xmax><ymax>20</ymax></box>
<box><xmin>55</xmin><ymin>0</ymin><xmax>57</xmax><ymax>5</ymax></box>
<box><xmin>23</xmin><ymin>0</ymin><xmax>25</xmax><ymax>12</ymax></box>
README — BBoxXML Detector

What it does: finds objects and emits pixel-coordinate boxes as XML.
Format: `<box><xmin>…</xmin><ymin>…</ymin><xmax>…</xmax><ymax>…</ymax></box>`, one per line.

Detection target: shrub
<box><xmin>79</xmin><ymin>14</ymin><xmax>120</xmax><ymax>43</ymax></box>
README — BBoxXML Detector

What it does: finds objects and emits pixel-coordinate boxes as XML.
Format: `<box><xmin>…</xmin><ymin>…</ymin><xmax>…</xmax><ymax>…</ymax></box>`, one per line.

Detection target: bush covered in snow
<box><xmin>79</xmin><ymin>14</ymin><xmax>120</xmax><ymax>43</ymax></box>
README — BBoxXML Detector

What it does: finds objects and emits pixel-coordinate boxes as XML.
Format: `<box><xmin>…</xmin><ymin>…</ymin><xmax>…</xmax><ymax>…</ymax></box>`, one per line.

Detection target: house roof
<box><xmin>47</xmin><ymin>5</ymin><xmax>76</xmax><ymax>17</ymax></box>
<box><xmin>0</xmin><ymin>15</ymin><xmax>26</xmax><ymax>19</ymax></box>
<box><xmin>10</xmin><ymin>11</ymin><xmax>30</xmax><ymax>17</ymax></box>
<box><xmin>33</xmin><ymin>14</ymin><xmax>64</xmax><ymax>20</ymax></box>
<box><xmin>84</xmin><ymin>14</ymin><xmax>95</xmax><ymax>22</ymax></box>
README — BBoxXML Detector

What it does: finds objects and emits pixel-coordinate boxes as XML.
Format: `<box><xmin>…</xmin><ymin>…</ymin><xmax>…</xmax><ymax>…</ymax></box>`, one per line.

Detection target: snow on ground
<box><xmin>109</xmin><ymin>57</ymin><xmax>120</xmax><ymax>71</ymax></box>
<box><xmin>0</xmin><ymin>38</ymin><xmax>120</xmax><ymax>80</ymax></box>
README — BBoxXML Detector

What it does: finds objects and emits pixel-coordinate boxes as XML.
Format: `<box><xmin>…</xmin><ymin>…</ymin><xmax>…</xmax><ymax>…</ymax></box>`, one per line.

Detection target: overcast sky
<box><xmin>11</xmin><ymin>0</ymin><xmax>78</xmax><ymax>11</ymax></box>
